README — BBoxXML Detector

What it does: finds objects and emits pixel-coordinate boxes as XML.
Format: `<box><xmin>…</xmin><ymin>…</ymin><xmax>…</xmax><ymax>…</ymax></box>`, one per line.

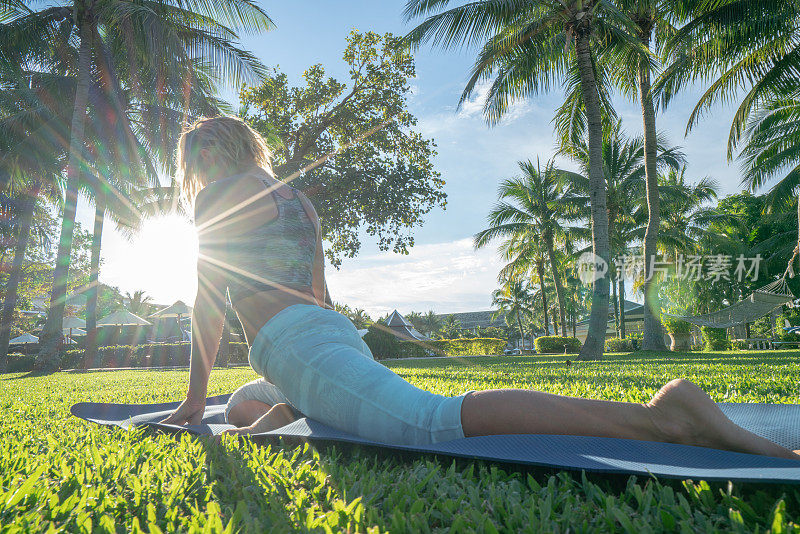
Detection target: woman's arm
<box><xmin>186</xmin><ymin>259</ymin><xmax>226</xmax><ymax>400</ymax></box>
<box><xmin>162</xmin><ymin>193</ymin><xmax>227</xmax><ymax>425</ymax></box>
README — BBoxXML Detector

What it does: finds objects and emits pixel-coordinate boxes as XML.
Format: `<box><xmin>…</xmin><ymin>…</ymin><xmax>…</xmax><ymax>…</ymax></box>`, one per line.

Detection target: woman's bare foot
<box><xmin>646</xmin><ymin>379</ymin><xmax>800</xmax><ymax>460</ymax></box>
<box><xmin>224</xmin><ymin>403</ymin><xmax>298</xmax><ymax>437</ymax></box>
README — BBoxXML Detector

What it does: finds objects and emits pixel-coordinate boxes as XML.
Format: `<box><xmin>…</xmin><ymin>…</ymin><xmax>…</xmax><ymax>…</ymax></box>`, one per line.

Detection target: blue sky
<box><xmin>92</xmin><ymin>1</ymin><xmax>752</xmax><ymax>318</ymax></box>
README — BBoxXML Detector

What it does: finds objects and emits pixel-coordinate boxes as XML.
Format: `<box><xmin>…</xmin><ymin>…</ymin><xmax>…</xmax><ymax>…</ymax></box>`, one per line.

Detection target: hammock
<box><xmin>665</xmin><ymin>279</ymin><xmax>795</xmax><ymax>329</ymax></box>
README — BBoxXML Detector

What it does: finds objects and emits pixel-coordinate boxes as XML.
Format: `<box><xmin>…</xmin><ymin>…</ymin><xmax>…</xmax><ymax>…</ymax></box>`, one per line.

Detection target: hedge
<box><xmin>604</xmin><ymin>337</ymin><xmax>634</xmax><ymax>353</ymax></box>
<box><xmin>701</xmin><ymin>326</ymin><xmax>729</xmax><ymax>351</ymax></box>
<box><xmin>4</xmin><ymin>342</ymin><xmax>251</xmax><ymax>373</ymax></box>
<box><xmin>534</xmin><ymin>336</ymin><xmax>582</xmax><ymax>354</ymax></box>
<box><xmin>394</xmin><ymin>338</ymin><xmax>507</xmax><ymax>359</ymax></box>
<box><xmin>6</xmin><ymin>353</ymin><xmax>34</xmax><ymax>373</ymax></box>
<box><xmin>362</xmin><ymin>324</ymin><xmax>505</xmax><ymax>359</ymax></box>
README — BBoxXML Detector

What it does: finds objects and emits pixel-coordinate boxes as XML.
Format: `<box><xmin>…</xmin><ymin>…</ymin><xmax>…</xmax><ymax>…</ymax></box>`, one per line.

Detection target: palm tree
<box><xmin>614</xmin><ymin>0</ymin><xmax>679</xmax><ymax>350</ymax></box>
<box><xmin>349</xmin><ymin>308</ymin><xmax>372</xmax><ymax>330</ymax></box>
<box><xmin>529</xmin><ymin>263</ymin><xmax>551</xmax><ymax>335</ymax></box>
<box><xmin>658</xmin><ymin>0</ymin><xmax>799</xmax><ymax>271</ymax></box>
<box><xmin>491</xmin><ymin>278</ymin><xmax>533</xmax><ymax>345</ymax></box>
<box><xmin>475</xmin><ymin>159</ymin><xmax>580</xmax><ymax>336</ymax></box>
<box><xmin>124</xmin><ymin>290</ymin><xmax>153</xmax><ymax>316</ymax></box>
<box><xmin>420</xmin><ymin>310</ymin><xmax>442</xmax><ymax>338</ymax></box>
<box><xmin>493</xmin><ymin>226</ymin><xmax>553</xmax><ymax>336</ymax></box>
<box><xmin>0</xmin><ymin>181</ymin><xmax>60</xmax><ymax>370</ymax></box>
<box><xmin>738</xmin><ymin>85</ymin><xmax>800</xmax><ymax>274</ymax></box>
<box><xmin>438</xmin><ymin>314</ymin><xmax>463</xmax><ymax>339</ymax></box>
<box><xmin>564</xmin><ymin>122</ymin><xmax>683</xmax><ymax>339</ymax></box>
<box><xmin>658</xmin><ymin>168</ymin><xmax>720</xmax><ymax>261</ymax></box>
<box><xmin>0</xmin><ymin>58</ymin><xmax>70</xmax><ymax>366</ymax></box>
<box><xmin>2</xmin><ymin>0</ymin><xmax>273</xmax><ymax>371</ymax></box>
<box><xmin>404</xmin><ymin>0</ymin><xmax>643</xmax><ymax>359</ymax></box>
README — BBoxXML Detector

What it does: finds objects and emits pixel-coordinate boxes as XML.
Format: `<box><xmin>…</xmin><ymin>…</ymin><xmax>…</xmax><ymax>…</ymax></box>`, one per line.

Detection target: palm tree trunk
<box><xmin>612</xmin><ymin>273</ymin><xmax>620</xmax><ymax>336</ymax></box>
<box><xmin>36</xmin><ymin>14</ymin><xmax>94</xmax><ymax>371</ymax></box>
<box><xmin>0</xmin><ymin>187</ymin><xmax>39</xmax><ymax>371</ymax></box>
<box><xmin>619</xmin><ymin>277</ymin><xmax>626</xmax><ymax>339</ymax></box>
<box><xmin>85</xmin><ymin>194</ymin><xmax>104</xmax><ymax>367</ymax></box>
<box><xmin>572</xmin><ymin>310</ymin><xmax>577</xmax><ymax>338</ymax></box>
<box><xmin>575</xmin><ymin>34</ymin><xmax>611</xmax><ymax>360</ymax></box>
<box><xmin>516</xmin><ymin>314</ymin><xmax>524</xmax><ymax>349</ymax></box>
<box><xmin>544</xmin><ymin>232</ymin><xmax>568</xmax><ymax>336</ymax></box>
<box><xmin>638</xmin><ymin>33</ymin><xmax>668</xmax><ymax>351</ymax></box>
<box><xmin>536</xmin><ymin>261</ymin><xmax>550</xmax><ymax>334</ymax></box>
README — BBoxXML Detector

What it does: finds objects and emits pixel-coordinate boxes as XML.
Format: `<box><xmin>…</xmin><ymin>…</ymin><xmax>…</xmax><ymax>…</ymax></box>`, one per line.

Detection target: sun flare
<box><xmin>102</xmin><ymin>215</ymin><xmax>198</xmax><ymax>305</ymax></box>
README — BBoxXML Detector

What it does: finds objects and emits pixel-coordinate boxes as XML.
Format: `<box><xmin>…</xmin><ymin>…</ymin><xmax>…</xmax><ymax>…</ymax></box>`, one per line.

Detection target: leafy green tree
<box><xmin>404</xmin><ymin>0</ymin><xmax>642</xmax><ymax>359</ymax></box>
<box><xmin>2</xmin><ymin>0</ymin><xmax>272</xmax><ymax>371</ymax></box>
<box><xmin>240</xmin><ymin>31</ymin><xmax>445</xmax><ymax>267</ymax></box>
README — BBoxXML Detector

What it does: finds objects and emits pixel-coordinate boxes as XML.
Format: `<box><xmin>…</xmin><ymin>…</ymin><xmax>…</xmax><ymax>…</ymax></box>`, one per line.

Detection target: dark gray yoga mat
<box><xmin>71</xmin><ymin>395</ymin><xmax>800</xmax><ymax>483</ymax></box>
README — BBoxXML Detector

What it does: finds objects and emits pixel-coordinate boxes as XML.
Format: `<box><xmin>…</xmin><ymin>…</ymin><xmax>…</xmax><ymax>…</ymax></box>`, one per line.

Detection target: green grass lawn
<box><xmin>4</xmin><ymin>351</ymin><xmax>800</xmax><ymax>532</ymax></box>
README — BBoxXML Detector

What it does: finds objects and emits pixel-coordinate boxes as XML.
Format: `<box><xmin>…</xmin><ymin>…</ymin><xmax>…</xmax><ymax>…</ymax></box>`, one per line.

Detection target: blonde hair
<box><xmin>176</xmin><ymin>116</ymin><xmax>273</xmax><ymax>202</ymax></box>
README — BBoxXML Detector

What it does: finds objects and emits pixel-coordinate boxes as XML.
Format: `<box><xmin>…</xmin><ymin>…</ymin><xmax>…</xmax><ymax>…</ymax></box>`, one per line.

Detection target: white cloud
<box><xmin>457</xmin><ymin>79</ymin><xmax>533</xmax><ymax>123</ymax></box>
<box><xmin>326</xmin><ymin>238</ymin><xmax>504</xmax><ymax>318</ymax></box>
<box><xmin>417</xmin><ymin>79</ymin><xmax>536</xmax><ymax>138</ymax></box>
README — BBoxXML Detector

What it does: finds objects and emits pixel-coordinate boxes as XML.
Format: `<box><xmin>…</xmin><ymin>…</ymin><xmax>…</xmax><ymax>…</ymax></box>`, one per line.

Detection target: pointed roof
<box><xmin>10</xmin><ymin>333</ymin><xmax>38</xmax><ymax>344</ymax></box>
<box><xmin>150</xmin><ymin>300</ymin><xmax>192</xmax><ymax>318</ymax></box>
<box><xmin>62</xmin><ymin>316</ymin><xmax>86</xmax><ymax>329</ymax></box>
<box><xmin>386</xmin><ymin>310</ymin><xmax>413</xmax><ymax>327</ymax></box>
<box><xmin>98</xmin><ymin>309</ymin><xmax>152</xmax><ymax>326</ymax></box>
<box><xmin>385</xmin><ymin>310</ymin><xmax>429</xmax><ymax>341</ymax></box>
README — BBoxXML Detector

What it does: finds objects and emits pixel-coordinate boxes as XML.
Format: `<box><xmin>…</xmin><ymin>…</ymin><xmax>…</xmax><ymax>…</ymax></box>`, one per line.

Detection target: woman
<box><xmin>163</xmin><ymin>116</ymin><xmax>799</xmax><ymax>459</ymax></box>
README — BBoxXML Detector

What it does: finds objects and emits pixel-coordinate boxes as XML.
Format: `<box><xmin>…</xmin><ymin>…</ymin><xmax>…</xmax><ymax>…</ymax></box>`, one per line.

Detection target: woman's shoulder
<box><xmin>195</xmin><ymin>175</ymin><xmax>260</xmax><ymax>231</ymax></box>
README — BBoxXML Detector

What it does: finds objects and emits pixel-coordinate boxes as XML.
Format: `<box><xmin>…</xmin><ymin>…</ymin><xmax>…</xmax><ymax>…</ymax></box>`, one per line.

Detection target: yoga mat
<box><xmin>71</xmin><ymin>395</ymin><xmax>800</xmax><ymax>484</ymax></box>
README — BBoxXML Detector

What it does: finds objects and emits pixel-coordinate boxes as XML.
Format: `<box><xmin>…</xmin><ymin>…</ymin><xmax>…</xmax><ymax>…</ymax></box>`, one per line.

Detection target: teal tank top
<box><xmin>200</xmin><ymin>175</ymin><xmax>317</xmax><ymax>301</ymax></box>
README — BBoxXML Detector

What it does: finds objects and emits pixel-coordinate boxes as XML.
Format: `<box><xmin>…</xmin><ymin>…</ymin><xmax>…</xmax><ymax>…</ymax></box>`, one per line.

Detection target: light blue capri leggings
<box><xmin>245</xmin><ymin>304</ymin><xmax>470</xmax><ymax>445</ymax></box>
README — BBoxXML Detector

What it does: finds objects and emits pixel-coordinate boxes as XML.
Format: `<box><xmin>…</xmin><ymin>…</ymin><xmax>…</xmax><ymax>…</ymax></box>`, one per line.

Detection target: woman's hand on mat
<box><xmin>160</xmin><ymin>397</ymin><xmax>206</xmax><ymax>426</ymax></box>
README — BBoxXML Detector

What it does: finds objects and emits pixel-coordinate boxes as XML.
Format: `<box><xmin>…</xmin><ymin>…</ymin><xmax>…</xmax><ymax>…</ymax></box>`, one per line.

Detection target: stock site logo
<box><xmin>576</xmin><ymin>252</ymin><xmax>608</xmax><ymax>284</ymax></box>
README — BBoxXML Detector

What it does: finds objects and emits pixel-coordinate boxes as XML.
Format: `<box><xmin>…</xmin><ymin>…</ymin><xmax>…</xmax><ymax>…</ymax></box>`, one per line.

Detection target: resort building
<box><xmin>432</xmin><ymin>310</ymin><xmax>507</xmax><ymax>330</ymax></box>
<box><xmin>574</xmin><ymin>300</ymin><xmax>671</xmax><ymax>345</ymax></box>
<box><xmin>386</xmin><ymin>310</ymin><xmax>429</xmax><ymax>341</ymax></box>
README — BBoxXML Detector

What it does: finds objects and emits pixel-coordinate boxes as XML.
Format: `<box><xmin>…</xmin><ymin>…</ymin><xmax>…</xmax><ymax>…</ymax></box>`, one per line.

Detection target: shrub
<box><xmin>363</xmin><ymin>326</ymin><xmax>505</xmax><ymax>360</ymax></box>
<box><xmin>605</xmin><ymin>337</ymin><xmax>633</xmax><ymax>353</ymax></box>
<box><xmin>701</xmin><ymin>326</ymin><xmax>729</xmax><ymax>351</ymax></box>
<box><xmin>6</xmin><ymin>353</ymin><xmax>34</xmax><ymax>373</ymax></box>
<box><xmin>54</xmin><ymin>342</ymin><xmax>250</xmax><ymax>371</ymax></box>
<box><xmin>626</xmin><ymin>333</ymin><xmax>642</xmax><ymax>351</ymax></box>
<box><xmin>401</xmin><ymin>338</ymin><xmax>506</xmax><ymax>358</ymax></box>
<box><xmin>362</xmin><ymin>324</ymin><xmax>401</xmax><ymax>359</ymax></box>
<box><xmin>663</xmin><ymin>317</ymin><xmax>691</xmax><ymax>334</ymax></box>
<box><xmin>535</xmin><ymin>336</ymin><xmax>581</xmax><ymax>354</ymax></box>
